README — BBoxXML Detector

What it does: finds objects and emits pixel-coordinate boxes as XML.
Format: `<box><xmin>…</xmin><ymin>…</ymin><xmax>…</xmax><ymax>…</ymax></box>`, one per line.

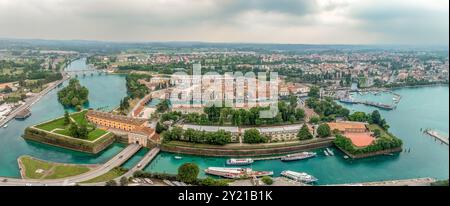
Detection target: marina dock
<box><xmin>253</xmin><ymin>155</ymin><xmax>284</xmax><ymax>161</ymax></box>
<box><xmin>424</xmin><ymin>129</ymin><xmax>449</xmax><ymax>146</ymax></box>
<box><xmin>339</xmin><ymin>99</ymin><xmax>396</xmax><ymax>110</ymax></box>
<box><xmin>327</xmin><ymin>177</ymin><xmax>436</xmax><ymax>186</ymax></box>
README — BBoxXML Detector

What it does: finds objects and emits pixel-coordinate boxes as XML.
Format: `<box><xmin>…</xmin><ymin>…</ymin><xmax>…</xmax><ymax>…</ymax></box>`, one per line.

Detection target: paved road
<box><xmin>120</xmin><ymin>147</ymin><xmax>160</xmax><ymax>179</ymax></box>
<box><xmin>128</xmin><ymin>88</ymin><xmax>171</xmax><ymax>118</ymax></box>
<box><xmin>0</xmin><ymin>144</ymin><xmax>142</xmax><ymax>186</ymax></box>
<box><xmin>77</xmin><ymin>147</ymin><xmax>160</xmax><ymax>186</ymax></box>
<box><xmin>0</xmin><ymin>72</ymin><xmax>70</xmax><ymax>127</ymax></box>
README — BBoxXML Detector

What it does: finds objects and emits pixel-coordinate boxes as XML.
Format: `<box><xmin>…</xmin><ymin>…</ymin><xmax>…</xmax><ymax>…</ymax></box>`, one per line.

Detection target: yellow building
<box><xmin>86</xmin><ymin>110</ymin><xmax>158</xmax><ymax>146</ymax></box>
<box><xmin>86</xmin><ymin>110</ymin><xmax>147</xmax><ymax>131</ymax></box>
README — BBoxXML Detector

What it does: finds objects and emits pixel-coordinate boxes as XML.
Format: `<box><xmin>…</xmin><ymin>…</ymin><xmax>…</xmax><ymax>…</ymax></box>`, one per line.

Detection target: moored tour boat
<box><xmin>280</xmin><ymin>152</ymin><xmax>317</xmax><ymax>161</ymax></box>
<box><xmin>281</xmin><ymin>170</ymin><xmax>318</xmax><ymax>184</ymax></box>
<box><xmin>204</xmin><ymin>167</ymin><xmax>273</xmax><ymax>179</ymax></box>
<box><xmin>226</xmin><ymin>158</ymin><xmax>254</xmax><ymax>166</ymax></box>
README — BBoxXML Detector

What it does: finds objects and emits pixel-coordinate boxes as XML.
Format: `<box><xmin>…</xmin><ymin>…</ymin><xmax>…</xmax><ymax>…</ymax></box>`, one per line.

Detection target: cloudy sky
<box><xmin>0</xmin><ymin>0</ymin><xmax>448</xmax><ymax>45</ymax></box>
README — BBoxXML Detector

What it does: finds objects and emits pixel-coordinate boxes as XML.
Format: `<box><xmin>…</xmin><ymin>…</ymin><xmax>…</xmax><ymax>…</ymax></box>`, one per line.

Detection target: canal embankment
<box><xmin>160</xmin><ymin>138</ymin><xmax>334</xmax><ymax>157</ymax></box>
<box><xmin>335</xmin><ymin>145</ymin><xmax>403</xmax><ymax>159</ymax></box>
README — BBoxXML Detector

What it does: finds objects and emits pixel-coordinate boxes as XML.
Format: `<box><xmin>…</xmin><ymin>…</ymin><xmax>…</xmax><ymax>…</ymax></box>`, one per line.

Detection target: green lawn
<box><xmin>45</xmin><ymin>165</ymin><xmax>90</xmax><ymax>179</ymax></box>
<box><xmin>36</xmin><ymin>110</ymin><xmax>108</xmax><ymax>142</ymax></box>
<box><xmin>71</xmin><ymin>110</ymin><xmax>88</xmax><ymax>125</ymax></box>
<box><xmin>20</xmin><ymin>156</ymin><xmax>53</xmax><ymax>179</ymax></box>
<box><xmin>81</xmin><ymin>167</ymin><xmax>128</xmax><ymax>183</ymax></box>
<box><xmin>54</xmin><ymin>129</ymin><xmax>71</xmax><ymax>136</ymax></box>
<box><xmin>367</xmin><ymin>124</ymin><xmax>393</xmax><ymax>139</ymax></box>
<box><xmin>87</xmin><ymin>129</ymin><xmax>109</xmax><ymax>141</ymax></box>
<box><xmin>19</xmin><ymin>156</ymin><xmax>91</xmax><ymax>180</ymax></box>
<box><xmin>54</xmin><ymin>128</ymin><xmax>108</xmax><ymax>141</ymax></box>
<box><xmin>35</xmin><ymin>117</ymin><xmax>66</xmax><ymax>131</ymax></box>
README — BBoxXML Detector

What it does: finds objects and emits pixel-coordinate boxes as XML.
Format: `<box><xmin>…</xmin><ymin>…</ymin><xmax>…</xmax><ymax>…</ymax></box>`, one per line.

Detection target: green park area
<box><xmin>19</xmin><ymin>156</ymin><xmax>92</xmax><ymax>179</ymax></box>
<box><xmin>34</xmin><ymin>110</ymin><xmax>108</xmax><ymax>141</ymax></box>
<box><xmin>367</xmin><ymin>124</ymin><xmax>394</xmax><ymax>140</ymax></box>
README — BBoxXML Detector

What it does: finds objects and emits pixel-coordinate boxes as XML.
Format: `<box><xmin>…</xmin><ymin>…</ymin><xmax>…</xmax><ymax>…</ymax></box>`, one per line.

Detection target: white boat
<box><xmin>144</xmin><ymin>178</ymin><xmax>153</xmax><ymax>184</ymax></box>
<box><xmin>324</xmin><ymin>150</ymin><xmax>329</xmax><ymax>156</ymax></box>
<box><xmin>280</xmin><ymin>152</ymin><xmax>317</xmax><ymax>161</ymax></box>
<box><xmin>205</xmin><ymin>167</ymin><xmax>273</xmax><ymax>179</ymax></box>
<box><xmin>343</xmin><ymin>155</ymin><xmax>349</xmax><ymax>159</ymax></box>
<box><xmin>3</xmin><ymin>124</ymin><xmax>7</xmax><ymax>128</ymax></box>
<box><xmin>174</xmin><ymin>156</ymin><xmax>183</xmax><ymax>160</ymax></box>
<box><xmin>326</xmin><ymin>148</ymin><xmax>334</xmax><ymax>156</ymax></box>
<box><xmin>226</xmin><ymin>158</ymin><xmax>254</xmax><ymax>166</ymax></box>
<box><xmin>281</xmin><ymin>170</ymin><xmax>318</xmax><ymax>184</ymax></box>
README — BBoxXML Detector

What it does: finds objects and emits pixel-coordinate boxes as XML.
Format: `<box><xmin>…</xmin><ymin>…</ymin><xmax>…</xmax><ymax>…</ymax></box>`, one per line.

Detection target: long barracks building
<box><xmin>86</xmin><ymin>110</ymin><xmax>147</xmax><ymax>131</ymax></box>
<box><xmin>86</xmin><ymin>110</ymin><xmax>157</xmax><ymax>146</ymax></box>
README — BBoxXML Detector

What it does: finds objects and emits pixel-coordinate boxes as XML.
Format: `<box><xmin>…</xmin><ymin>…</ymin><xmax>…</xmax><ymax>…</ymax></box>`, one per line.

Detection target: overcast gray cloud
<box><xmin>0</xmin><ymin>0</ymin><xmax>447</xmax><ymax>45</ymax></box>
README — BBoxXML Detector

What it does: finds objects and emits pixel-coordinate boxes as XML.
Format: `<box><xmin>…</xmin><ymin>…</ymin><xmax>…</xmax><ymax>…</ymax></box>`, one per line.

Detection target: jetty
<box><xmin>327</xmin><ymin>177</ymin><xmax>436</xmax><ymax>186</ymax></box>
<box><xmin>424</xmin><ymin>129</ymin><xmax>449</xmax><ymax>146</ymax></box>
<box><xmin>339</xmin><ymin>98</ymin><xmax>396</xmax><ymax>110</ymax></box>
<box><xmin>253</xmin><ymin>155</ymin><xmax>285</xmax><ymax>161</ymax></box>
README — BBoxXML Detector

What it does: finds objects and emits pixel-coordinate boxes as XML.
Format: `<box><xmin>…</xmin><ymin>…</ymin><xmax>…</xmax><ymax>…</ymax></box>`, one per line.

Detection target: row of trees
<box><xmin>348</xmin><ymin>110</ymin><xmax>390</xmax><ymax>130</ymax></box>
<box><xmin>162</xmin><ymin>127</ymin><xmax>232</xmax><ymax>145</ymax></box>
<box><xmin>183</xmin><ymin>102</ymin><xmax>305</xmax><ymax>126</ymax></box>
<box><xmin>118</xmin><ymin>96</ymin><xmax>131</xmax><ymax>114</ymax></box>
<box><xmin>297</xmin><ymin>123</ymin><xmax>331</xmax><ymax>140</ymax></box>
<box><xmin>243</xmin><ymin>129</ymin><xmax>268</xmax><ymax>144</ymax></box>
<box><xmin>125</xmin><ymin>74</ymin><xmax>150</xmax><ymax>99</ymax></box>
<box><xmin>306</xmin><ymin>97</ymin><xmax>350</xmax><ymax>122</ymax></box>
<box><xmin>63</xmin><ymin>111</ymin><xmax>93</xmax><ymax>139</ymax></box>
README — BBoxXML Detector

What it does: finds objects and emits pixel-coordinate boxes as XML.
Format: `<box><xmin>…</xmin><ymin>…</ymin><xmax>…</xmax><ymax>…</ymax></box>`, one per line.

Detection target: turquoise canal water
<box><xmin>145</xmin><ymin>86</ymin><xmax>449</xmax><ymax>185</ymax></box>
<box><xmin>0</xmin><ymin>58</ymin><xmax>128</xmax><ymax>177</ymax></box>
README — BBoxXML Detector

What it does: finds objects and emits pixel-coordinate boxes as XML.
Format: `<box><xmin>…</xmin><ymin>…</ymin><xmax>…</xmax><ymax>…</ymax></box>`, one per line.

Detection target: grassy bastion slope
<box><xmin>23</xmin><ymin>126</ymin><xmax>116</xmax><ymax>154</ymax></box>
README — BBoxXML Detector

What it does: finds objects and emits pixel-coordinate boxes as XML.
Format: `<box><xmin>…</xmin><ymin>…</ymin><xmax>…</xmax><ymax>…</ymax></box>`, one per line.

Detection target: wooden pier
<box><xmin>424</xmin><ymin>129</ymin><xmax>449</xmax><ymax>146</ymax></box>
<box><xmin>253</xmin><ymin>155</ymin><xmax>284</xmax><ymax>161</ymax></box>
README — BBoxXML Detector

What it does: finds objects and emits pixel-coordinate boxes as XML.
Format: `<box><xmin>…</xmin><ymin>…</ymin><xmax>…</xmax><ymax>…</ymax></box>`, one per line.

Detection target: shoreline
<box><xmin>386</xmin><ymin>83</ymin><xmax>449</xmax><ymax>90</ymax></box>
<box><xmin>0</xmin><ymin>73</ymin><xmax>69</xmax><ymax>127</ymax></box>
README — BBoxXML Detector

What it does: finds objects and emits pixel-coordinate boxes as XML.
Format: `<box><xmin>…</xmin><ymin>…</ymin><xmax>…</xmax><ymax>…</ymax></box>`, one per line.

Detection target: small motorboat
<box><xmin>174</xmin><ymin>156</ymin><xmax>183</xmax><ymax>160</ymax></box>
<box><xmin>226</xmin><ymin>158</ymin><xmax>254</xmax><ymax>166</ymax></box>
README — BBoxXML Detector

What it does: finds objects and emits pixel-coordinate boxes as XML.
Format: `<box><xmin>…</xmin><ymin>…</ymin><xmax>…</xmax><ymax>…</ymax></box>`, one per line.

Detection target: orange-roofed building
<box><xmin>345</xmin><ymin>133</ymin><xmax>375</xmax><ymax>147</ymax></box>
<box><xmin>327</xmin><ymin>121</ymin><xmax>375</xmax><ymax>147</ymax></box>
<box><xmin>328</xmin><ymin>121</ymin><xmax>368</xmax><ymax>133</ymax></box>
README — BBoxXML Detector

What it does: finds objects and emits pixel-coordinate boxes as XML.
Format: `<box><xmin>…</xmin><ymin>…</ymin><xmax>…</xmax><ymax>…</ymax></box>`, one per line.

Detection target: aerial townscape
<box><xmin>0</xmin><ymin>0</ymin><xmax>448</xmax><ymax>189</ymax></box>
